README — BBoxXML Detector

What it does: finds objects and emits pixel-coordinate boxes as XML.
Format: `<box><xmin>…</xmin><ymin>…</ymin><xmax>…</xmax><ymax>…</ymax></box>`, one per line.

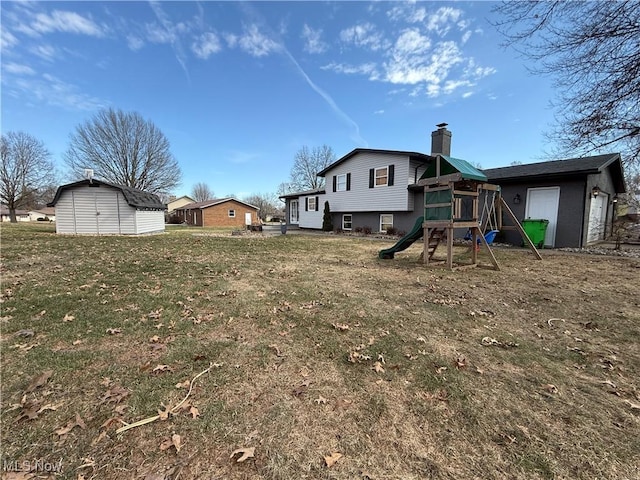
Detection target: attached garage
<box><xmin>48</xmin><ymin>179</ymin><xmax>165</xmax><ymax>235</ymax></box>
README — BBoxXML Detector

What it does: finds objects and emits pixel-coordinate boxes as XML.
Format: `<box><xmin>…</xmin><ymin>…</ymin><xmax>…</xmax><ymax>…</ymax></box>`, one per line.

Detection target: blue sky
<box><xmin>1</xmin><ymin>1</ymin><xmax>556</xmax><ymax>199</ymax></box>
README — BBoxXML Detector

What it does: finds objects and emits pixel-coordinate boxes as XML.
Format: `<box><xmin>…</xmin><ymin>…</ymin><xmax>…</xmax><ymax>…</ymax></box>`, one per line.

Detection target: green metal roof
<box><xmin>420</xmin><ymin>155</ymin><xmax>487</xmax><ymax>182</ymax></box>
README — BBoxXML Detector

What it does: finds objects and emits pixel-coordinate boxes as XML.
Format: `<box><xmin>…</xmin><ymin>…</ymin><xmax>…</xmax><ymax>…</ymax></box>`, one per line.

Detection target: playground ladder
<box><xmin>427</xmin><ymin>228</ymin><xmax>446</xmax><ymax>259</ymax></box>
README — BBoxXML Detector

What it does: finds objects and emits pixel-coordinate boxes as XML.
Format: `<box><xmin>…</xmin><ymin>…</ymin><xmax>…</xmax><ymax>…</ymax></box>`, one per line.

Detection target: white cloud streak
<box><xmin>2</xmin><ymin>63</ymin><xmax>36</xmax><ymax>75</ymax></box>
<box><xmin>191</xmin><ymin>32</ymin><xmax>221</xmax><ymax>59</ymax></box>
<box><xmin>301</xmin><ymin>24</ymin><xmax>327</xmax><ymax>54</ymax></box>
<box><xmin>29</xmin><ymin>10</ymin><xmax>106</xmax><ymax>37</ymax></box>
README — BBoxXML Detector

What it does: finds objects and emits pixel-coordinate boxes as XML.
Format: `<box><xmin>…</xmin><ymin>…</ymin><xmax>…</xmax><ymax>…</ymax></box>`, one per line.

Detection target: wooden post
<box><xmin>500</xmin><ymin>197</ymin><xmax>542</xmax><ymax>260</ymax></box>
<box><xmin>476</xmin><ymin>226</ymin><xmax>501</xmax><ymax>270</ymax></box>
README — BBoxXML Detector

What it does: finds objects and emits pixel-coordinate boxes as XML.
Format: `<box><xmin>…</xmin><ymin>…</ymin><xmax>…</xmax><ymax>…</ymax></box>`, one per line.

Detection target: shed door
<box><xmin>525</xmin><ymin>187</ymin><xmax>560</xmax><ymax>247</ymax></box>
<box><xmin>586</xmin><ymin>194</ymin><xmax>607</xmax><ymax>244</ymax></box>
<box><xmin>245</xmin><ymin>212</ymin><xmax>252</xmax><ymax>226</ymax></box>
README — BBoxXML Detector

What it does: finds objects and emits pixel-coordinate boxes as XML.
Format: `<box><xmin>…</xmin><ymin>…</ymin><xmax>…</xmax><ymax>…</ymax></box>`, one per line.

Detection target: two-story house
<box><xmin>280</xmin><ymin>124</ymin><xmax>451</xmax><ymax>234</ymax></box>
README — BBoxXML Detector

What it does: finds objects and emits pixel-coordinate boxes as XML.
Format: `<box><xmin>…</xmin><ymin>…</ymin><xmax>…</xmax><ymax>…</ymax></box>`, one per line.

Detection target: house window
<box><xmin>228</xmin><ymin>209</ymin><xmax>235</xmax><ymax>218</ymax></box>
<box><xmin>337</xmin><ymin>174</ymin><xmax>347</xmax><ymax>191</ymax></box>
<box><xmin>342</xmin><ymin>214</ymin><xmax>352</xmax><ymax>230</ymax></box>
<box><xmin>307</xmin><ymin>197</ymin><xmax>316</xmax><ymax>211</ymax></box>
<box><xmin>380</xmin><ymin>214</ymin><xmax>393</xmax><ymax>233</ymax></box>
<box><xmin>290</xmin><ymin>200</ymin><xmax>299</xmax><ymax>223</ymax></box>
<box><xmin>375</xmin><ymin>167</ymin><xmax>388</xmax><ymax>187</ymax></box>
<box><xmin>369</xmin><ymin>166</ymin><xmax>394</xmax><ymax>188</ymax></box>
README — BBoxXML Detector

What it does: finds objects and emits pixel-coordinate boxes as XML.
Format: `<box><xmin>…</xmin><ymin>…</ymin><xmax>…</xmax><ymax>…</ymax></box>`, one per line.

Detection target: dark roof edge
<box><xmin>279</xmin><ymin>188</ymin><xmax>326</xmax><ymax>200</ymax></box>
<box><xmin>47</xmin><ymin>179</ymin><xmax>165</xmax><ymax>210</ymax></box>
<box><xmin>317</xmin><ymin>148</ymin><xmax>433</xmax><ymax>177</ymax></box>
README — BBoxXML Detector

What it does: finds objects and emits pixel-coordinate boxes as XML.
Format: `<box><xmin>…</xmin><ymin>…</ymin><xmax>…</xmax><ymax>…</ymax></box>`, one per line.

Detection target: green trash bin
<box><xmin>522</xmin><ymin>219</ymin><xmax>549</xmax><ymax>248</ymax></box>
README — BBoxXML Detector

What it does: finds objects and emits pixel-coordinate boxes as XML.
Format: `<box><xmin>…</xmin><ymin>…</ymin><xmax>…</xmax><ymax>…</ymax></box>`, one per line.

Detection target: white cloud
<box><xmin>191</xmin><ymin>32</ymin><xmax>221</xmax><ymax>59</ymax></box>
<box><xmin>238</xmin><ymin>24</ymin><xmax>279</xmax><ymax>57</ymax></box>
<box><xmin>461</xmin><ymin>30</ymin><xmax>472</xmax><ymax>45</ymax></box>
<box><xmin>301</xmin><ymin>24</ymin><xmax>327</xmax><ymax>54</ymax></box>
<box><xmin>2</xmin><ymin>63</ymin><xmax>36</xmax><ymax>75</ymax></box>
<box><xmin>462</xmin><ymin>92</ymin><xmax>473</xmax><ymax>99</ymax></box>
<box><xmin>29</xmin><ymin>44</ymin><xmax>58</xmax><ymax>61</ymax></box>
<box><xmin>31</xmin><ymin>10</ymin><xmax>105</xmax><ymax>37</ymax></box>
<box><xmin>340</xmin><ymin>23</ymin><xmax>387</xmax><ymax>51</ymax></box>
<box><xmin>374</xmin><ymin>109</ymin><xmax>384</xmax><ymax>115</ymax></box>
<box><xmin>146</xmin><ymin>23</ymin><xmax>176</xmax><ymax>44</ymax></box>
<box><xmin>9</xmin><ymin>73</ymin><xmax>105</xmax><ymax>111</ymax></box>
<box><xmin>321</xmin><ymin>62</ymin><xmax>379</xmax><ymax>80</ymax></box>
<box><xmin>127</xmin><ymin>35</ymin><xmax>144</xmax><ymax>51</ymax></box>
<box><xmin>394</xmin><ymin>28</ymin><xmax>431</xmax><ymax>56</ymax></box>
<box><xmin>223</xmin><ymin>33</ymin><xmax>238</xmax><ymax>49</ymax></box>
<box><xmin>385</xmin><ymin>39</ymin><xmax>462</xmax><ymax>86</ymax></box>
<box><xmin>426</xmin><ymin>7</ymin><xmax>463</xmax><ymax>36</ymax></box>
<box><xmin>1</xmin><ymin>29</ymin><xmax>18</xmax><ymax>50</ymax></box>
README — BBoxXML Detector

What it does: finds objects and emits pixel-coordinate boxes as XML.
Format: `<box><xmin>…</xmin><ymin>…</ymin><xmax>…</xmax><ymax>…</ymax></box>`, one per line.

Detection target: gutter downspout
<box><xmin>579</xmin><ymin>179</ymin><xmax>588</xmax><ymax>248</ymax></box>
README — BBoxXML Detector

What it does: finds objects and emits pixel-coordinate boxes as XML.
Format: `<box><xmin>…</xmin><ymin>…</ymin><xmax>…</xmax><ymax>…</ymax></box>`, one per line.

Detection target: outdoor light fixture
<box><xmin>513</xmin><ymin>194</ymin><xmax>521</xmax><ymax>204</ymax></box>
<box><xmin>592</xmin><ymin>185</ymin><xmax>600</xmax><ymax>197</ymax></box>
<box><xmin>612</xmin><ymin>195</ymin><xmax>618</xmax><ymax>203</ymax></box>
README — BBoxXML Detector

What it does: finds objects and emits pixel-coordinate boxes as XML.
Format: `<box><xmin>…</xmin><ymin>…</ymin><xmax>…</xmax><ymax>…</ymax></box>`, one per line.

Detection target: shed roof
<box><xmin>176</xmin><ymin>198</ymin><xmax>259</xmax><ymax>211</ymax></box>
<box><xmin>48</xmin><ymin>179</ymin><xmax>165</xmax><ymax>210</ymax></box>
<box><xmin>420</xmin><ymin>155</ymin><xmax>487</xmax><ymax>182</ymax></box>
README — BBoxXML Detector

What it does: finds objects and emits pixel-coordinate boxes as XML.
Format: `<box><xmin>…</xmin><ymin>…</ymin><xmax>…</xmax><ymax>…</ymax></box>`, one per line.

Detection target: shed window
<box><xmin>228</xmin><ymin>209</ymin><xmax>235</xmax><ymax>218</ymax></box>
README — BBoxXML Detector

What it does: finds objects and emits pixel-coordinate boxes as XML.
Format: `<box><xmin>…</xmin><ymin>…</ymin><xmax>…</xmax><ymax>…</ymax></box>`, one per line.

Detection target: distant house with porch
<box><xmin>174</xmin><ymin>198</ymin><xmax>260</xmax><ymax>228</ymax></box>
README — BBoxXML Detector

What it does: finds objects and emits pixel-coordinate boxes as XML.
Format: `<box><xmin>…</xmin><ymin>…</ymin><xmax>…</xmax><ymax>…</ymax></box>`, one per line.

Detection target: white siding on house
<box><xmin>323</xmin><ymin>152</ymin><xmax>414</xmax><ymax>212</ymax></box>
<box><xmin>298</xmin><ymin>194</ymin><xmax>325</xmax><ymax>229</ymax></box>
<box><xmin>135</xmin><ymin>210</ymin><xmax>165</xmax><ymax>234</ymax></box>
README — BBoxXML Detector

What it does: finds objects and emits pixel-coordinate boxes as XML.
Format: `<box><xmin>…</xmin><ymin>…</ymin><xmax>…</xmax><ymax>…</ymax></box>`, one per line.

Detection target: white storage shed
<box><xmin>48</xmin><ymin>179</ymin><xmax>166</xmax><ymax>235</ymax></box>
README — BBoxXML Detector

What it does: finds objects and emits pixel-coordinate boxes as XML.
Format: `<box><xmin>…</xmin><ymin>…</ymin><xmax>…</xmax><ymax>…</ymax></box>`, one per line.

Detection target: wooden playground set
<box><xmin>380</xmin><ymin>154</ymin><xmax>542</xmax><ymax>270</ymax></box>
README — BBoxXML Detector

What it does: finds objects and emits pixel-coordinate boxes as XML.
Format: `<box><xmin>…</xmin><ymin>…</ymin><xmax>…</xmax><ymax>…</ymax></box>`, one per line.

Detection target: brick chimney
<box><xmin>431</xmin><ymin>122</ymin><xmax>451</xmax><ymax>156</ymax></box>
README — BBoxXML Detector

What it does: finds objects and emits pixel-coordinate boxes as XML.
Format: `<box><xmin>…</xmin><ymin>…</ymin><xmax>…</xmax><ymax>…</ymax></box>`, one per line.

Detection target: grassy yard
<box><xmin>1</xmin><ymin>223</ymin><xmax>639</xmax><ymax>479</ymax></box>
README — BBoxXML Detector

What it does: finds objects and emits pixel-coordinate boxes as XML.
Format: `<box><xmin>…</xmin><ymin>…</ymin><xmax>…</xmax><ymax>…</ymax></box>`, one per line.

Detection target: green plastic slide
<box><xmin>379</xmin><ymin>216</ymin><xmax>424</xmax><ymax>259</ymax></box>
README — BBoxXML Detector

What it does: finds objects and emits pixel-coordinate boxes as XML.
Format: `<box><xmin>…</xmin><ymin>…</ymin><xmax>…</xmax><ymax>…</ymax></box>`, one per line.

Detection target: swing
<box><xmin>464</xmin><ymin>189</ymin><xmax>500</xmax><ymax>244</ymax></box>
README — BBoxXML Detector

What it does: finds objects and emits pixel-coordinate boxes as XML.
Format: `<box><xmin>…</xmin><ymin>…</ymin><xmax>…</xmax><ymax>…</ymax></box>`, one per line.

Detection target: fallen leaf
<box><xmin>15</xmin><ymin>329</ymin><xmax>35</xmax><ymax>338</ymax></box>
<box><xmin>372</xmin><ymin>361</ymin><xmax>385</xmax><ymax>373</ymax></box>
<box><xmin>324</xmin><ymin>452</ymin><xmax>343</xmax><ymax>468</ymax></box>
<box><xmin>158</xmin><ymin>405</ymin><xmax>171</xmax><ymax>421</ymax></box>
<box><xmin>106</xmin><ymin>328</ymin><xmax>122</xmax><ymax>335</ymax></box>
<box><xmin>230</xmin><ymin>446</ymin><xmax>255</xmax><ymax>463</ymax></box>
<box><xmin>543</xmin><ymin>384</ymin><xmax>558</xmax><ymax>394</ymax></box>
<box><xmin>455</xmin><ymin>356</ymin><xmax>467</xmax><ymax>369</ymax></box>
<box><xmin>314</xmin><ymin>396</ymin><xmax>327</xmax><ymax>405</ymax></box>
<box><xmin>63</xmin><ymin>313</ymin><xmax>75</xmax><ymax>322</ymax></box>
<box><xmin>189</xmin><ymin>406</ymin><xmax>200</xmax><ymax>419</ymax></box>
<box><xmin>149</xmin><ymin>335</ymin><xmax>161</xmax><ymax>343</ymax></box>
<box><xmin>100</xmin><ymin>385</ymin><xmax>129</xmax><ymax>404</ymax></box>
<box><xmin>152</xmin><ymin>364</ymin><xmax>172</xmax><ymax>373</ymax></box>
<box><xmin>175</xmin><ymin>380</ymin><xmax>191</xmax><ymax>389</ymax></box>
<box><xmin>332</xmin><ymin>323</ymin><xmax>350</xmax><ymax>331</ymax></box>
<box><xmin>25</xmin><ymin>370</ymin><xmax>53</xmax><ymax>393</ymax></box>
<box><xmin>171</xmin><ymin>434</ymin><xmax>182</xmax><ymax>452</ymax></box>
<box><xmin>55</xmin><ymin>413</ymin><xmax>86</xmax><ymax>436</ymax></box>
<box><xmin>72</xmin><ymin>339</ymin><xmax>83</xmax><ymax>346</ymax></box>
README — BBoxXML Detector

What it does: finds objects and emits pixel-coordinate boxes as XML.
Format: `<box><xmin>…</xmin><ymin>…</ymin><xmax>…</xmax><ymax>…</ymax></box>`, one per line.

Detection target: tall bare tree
<box><xmin>65</xmin><ymin>108</ymin><xmax>181</xmax><ymax>195</ymax></box>
<box><xmin>492</xmin><ymin>1</ymin><xmax>640</xmax><ymax>175</ymax></box>
<box><xmin>289</xmin><ymin>145</ymin><xmax>336</xmax><ymax>191</ymax></box>
<box><xmin>243</xmin><ymin>192</ymin><xmax>279</xmax><ymax>220</ymax></box>
<box><xmin>1</xmin><ymin>132</ymin><xmax>53</xmax><ymax>222</ymax></box>
<box><xmin>191</xmin><ymin>182</ymin><xmax>214</xmax><ymax>202</ymax></box>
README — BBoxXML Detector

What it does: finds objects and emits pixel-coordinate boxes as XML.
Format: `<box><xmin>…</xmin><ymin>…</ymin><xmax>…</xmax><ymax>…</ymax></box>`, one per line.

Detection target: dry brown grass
<box><xmin>1</xmin><ymin>223</ymin><xmax>639</xmax><ymax>479</ymax></box>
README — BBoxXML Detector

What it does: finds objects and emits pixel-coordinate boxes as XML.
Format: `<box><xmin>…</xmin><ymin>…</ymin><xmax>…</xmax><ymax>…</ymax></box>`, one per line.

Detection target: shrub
<box><xmin>386</xmin><ymin>227</ymin><xmax>397</xmax><ymax>236</ymax></box>
<box><xmin>322</xmin><ymin>201</ymin><xmax>333</xmax><ymax>232</ymax></box>
<box><xmin>354</xmin><ymin>226</ymin><xmax>363</xmax><ymax>234</ymax></box>
<box><xmin>363</xmin><ymin>226</ymin><xmax>372</xmax><ymax>235</ymax></box>
<box><xmin>334</xmin><ymin>227</ymin><xmax>343</xmax><ymax>234</ymax></box>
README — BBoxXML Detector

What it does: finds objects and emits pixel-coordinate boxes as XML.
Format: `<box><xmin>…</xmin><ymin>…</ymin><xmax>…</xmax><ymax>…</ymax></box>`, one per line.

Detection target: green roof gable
<box><xmin>420</xmin><ymin>155</ymin><xmax>487</xmax><ymax>182</ymax></box>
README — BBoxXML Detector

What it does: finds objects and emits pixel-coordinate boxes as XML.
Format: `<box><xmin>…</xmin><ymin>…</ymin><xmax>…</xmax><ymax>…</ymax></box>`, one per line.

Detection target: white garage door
<box><xmin>525</xmin><ymin>187</ymin><xmax>560</xmax><ymax>247</ymax></box>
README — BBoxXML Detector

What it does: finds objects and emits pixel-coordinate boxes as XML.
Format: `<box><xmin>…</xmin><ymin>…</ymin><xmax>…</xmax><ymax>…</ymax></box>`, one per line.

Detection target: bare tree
<box><xmin>492</xmin><ymin>1</ymin><xmax>640</xmax><ymax>174</ymax></box>
<box><xmin>191</xmin><ymin>182</ymin><xmax>214</xmax><ymax>202</ymax></box>
<box><xmin>243</xmin><ymin>193</ymin><xmax>279</xmax><ymax>220</ymax></box>
<box><xmin>1</xmin><ymin>132</ymin><xmax>53</xmax><ymax>222</ymax></box>
<box><xmin>65</xmin><ymin>108</ymin><xmax>181</xmax><ymax>195</ymax></box>
<box><xmin>289</xmin><ymin>145</ymin><xmax>336</xmax><ymax>191</ymax></box>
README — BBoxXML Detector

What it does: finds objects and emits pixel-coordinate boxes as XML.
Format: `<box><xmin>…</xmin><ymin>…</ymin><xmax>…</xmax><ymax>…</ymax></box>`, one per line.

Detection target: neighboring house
<box><xmin>28</xmin><ymin>207</ymin><xmax>56</xmax><ymax>221</ymax></box>
<box><xmin>47</xmin><ymin>179</ymin><xmax>165</xmax><ymax>235</ymax></box>
<box><xmin>280</xmin><ymin>124</ymin><xmax>627</xmax><ymax>248</ymax></box>
<box><xmin>0</xmin><ymin>205</ymin><xmax>30</xmax><ymax>222</ymax></box>
<box><xmin>166</xmin><ymin>195</ymin><xmax>195</xmax><ymax>215</ymax></box>
<box><xmin>483</xmin><ymin>154</ymin><xmax>626</xmax><ymax>248</ymax></box>
<box><xmin>174</xmin><ymin>198</ymin><xmax>259</xmax><ymax>228</ymax></box>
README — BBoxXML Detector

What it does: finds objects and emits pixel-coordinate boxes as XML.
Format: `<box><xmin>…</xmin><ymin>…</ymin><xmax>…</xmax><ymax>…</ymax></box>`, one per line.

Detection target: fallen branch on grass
<box><xmin>116</xmin><ymin>363</ymin><xmax>213</xmax><ymax>434</ymax></box>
